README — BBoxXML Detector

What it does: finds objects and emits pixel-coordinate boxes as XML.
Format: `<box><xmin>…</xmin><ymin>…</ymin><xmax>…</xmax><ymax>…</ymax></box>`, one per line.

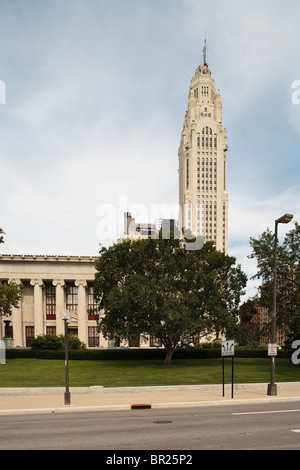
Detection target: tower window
<box><xmin>186</xmin><ymin>159</ymin><xmax>189</xmax><ymax>189</ymax></box>
<box><xmin>202</xmin><ymin>127</ymin><xmax>213</xmax><ymax>149</ymax></box>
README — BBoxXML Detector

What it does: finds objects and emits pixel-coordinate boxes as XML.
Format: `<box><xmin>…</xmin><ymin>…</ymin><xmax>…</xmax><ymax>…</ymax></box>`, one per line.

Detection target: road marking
<box><xmin>233</xmin><ymin>409</ymin><xmax>300</xmax><ymax>416</ymax></box>
<box><xmin>291</xmin><ymin>430</ymin><xmax>300</xmax><ymax>433</ymax></box>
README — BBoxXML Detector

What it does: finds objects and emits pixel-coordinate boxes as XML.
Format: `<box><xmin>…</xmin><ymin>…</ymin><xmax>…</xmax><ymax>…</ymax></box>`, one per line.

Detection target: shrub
<box><xmin>31</xmin><ymin>334</ymin><xmax>86</xmax><ymax>351</ymax></box>
<box><xmin>31</xmin><ymin>334</ymin><xmax>63</xmax><ymax>350</ymax></box>
<box><xmin>63</xmin><ymin>335</ymin><xmax>86</xmax><ymax>350</ymax></box>
<box><xmin>6</xmin><ymin>345</ymin><xmax>290</xmax><ymax>360</ymax></box>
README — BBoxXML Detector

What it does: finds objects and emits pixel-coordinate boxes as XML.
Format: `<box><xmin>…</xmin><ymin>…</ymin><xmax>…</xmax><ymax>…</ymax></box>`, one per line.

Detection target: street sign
<box><xmin>268</xmin><ymin>343</ymin><xmax>277</xmax><ymax>357</ymax></box>
<box><xmin>221</xmin><ymin>340</ymin><xmax>235</xmax><ymax>399</ymax></box>
<box><xmin>0</xmin><ymin>340</ymin><xmax>6</xmax><ymax>365</ymax></box>
<box><xmin>221</xmin><ymin>340</ymin><xmax>235</xmax><ymax>357</ymax></box>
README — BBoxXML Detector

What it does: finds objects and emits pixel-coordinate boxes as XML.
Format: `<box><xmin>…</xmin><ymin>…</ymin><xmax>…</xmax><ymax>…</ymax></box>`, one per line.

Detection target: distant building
<box><xmin>122</xmin><ymin>212</ymin><xmax>178</xmax><ymax>241</ymax></box>
<box><xmin>240</xmin><ymin>302</ymin><xmax>288</xmax><ymax>347</ymax></box>
<box><xmin>123</xmin><ymin>212</ymin><xmax>156</xmax><ymax>238</ymax></box>
<box><xmin>258</xmin><ymin>305</ymin><xmax>288</xmax><ymax>347</ymax></box>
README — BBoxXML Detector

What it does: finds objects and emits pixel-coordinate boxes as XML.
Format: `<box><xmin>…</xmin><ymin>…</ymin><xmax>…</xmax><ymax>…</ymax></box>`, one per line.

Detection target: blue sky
<box><xmin>1</xmin><ymin>0</ymin><xmax>300</xmax><ymax>300</ymax></box>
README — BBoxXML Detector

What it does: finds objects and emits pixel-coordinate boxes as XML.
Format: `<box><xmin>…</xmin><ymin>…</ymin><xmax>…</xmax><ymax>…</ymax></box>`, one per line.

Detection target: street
<box><xmin>0</xmin><ymin>401</ymin><xmax>300</xmax><ymax>452</ymax></box>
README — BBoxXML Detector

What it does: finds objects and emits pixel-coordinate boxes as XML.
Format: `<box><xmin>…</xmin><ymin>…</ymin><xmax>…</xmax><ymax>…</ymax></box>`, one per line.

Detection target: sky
<box><xmin>1</xmin><ymin>0</ymin><xmax>300</xmax><ymax>301</ymax></box>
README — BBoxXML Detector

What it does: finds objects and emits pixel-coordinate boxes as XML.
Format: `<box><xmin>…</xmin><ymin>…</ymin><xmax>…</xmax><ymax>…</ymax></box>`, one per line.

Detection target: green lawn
<box><xmin>0</xmin><ymin>358</ymin><xmax>299</xmax><ymax>388</ymax></box>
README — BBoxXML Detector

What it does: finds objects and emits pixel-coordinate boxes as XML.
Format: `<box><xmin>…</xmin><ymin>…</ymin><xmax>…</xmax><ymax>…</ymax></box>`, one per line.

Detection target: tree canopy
<box><xmin>0</xmin><ymin>228</ymin><xmax>22</xmax><ymax>317</ymax></box>
<box><xmin>249</xmin><ymin>221</ymin><xmax>300</xmax><ymax>346</ymax></box>
<box><xmin>93</xmin><ymin>236</ymin><xmax>247</xmax><ymax>365</ymax></box>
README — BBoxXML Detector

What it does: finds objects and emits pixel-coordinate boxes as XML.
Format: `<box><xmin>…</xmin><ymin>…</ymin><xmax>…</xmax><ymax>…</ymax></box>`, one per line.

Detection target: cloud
<box><xmin>228</xmin><ymin>184</ymin><xmax>300</xmax><ymax>300</ymax></box>
<box><xmin>1</xmin><ymin>0</ymin><xmax>300</xmax><ymax>301</ymax></box>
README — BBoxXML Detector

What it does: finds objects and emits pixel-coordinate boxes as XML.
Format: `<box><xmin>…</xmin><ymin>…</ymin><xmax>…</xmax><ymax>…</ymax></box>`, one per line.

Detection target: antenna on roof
<box><xmin>202</xmin><ymin>36</ymin><xmax>207</xmax><ymax>65</ymax></box>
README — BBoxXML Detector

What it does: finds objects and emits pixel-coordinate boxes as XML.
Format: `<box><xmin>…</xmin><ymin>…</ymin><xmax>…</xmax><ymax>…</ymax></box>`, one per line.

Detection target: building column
<box><xmin>53</xmin><ymin>280</ymin><xmax>65</xmax><ymax>336</ymax></box>
<box><xmin>30</xmin><ymin>279</ymin><xmax>44</xmax><ymax>337</ymax></box>
<box><xmin>8</xmin><ymin>279</ymin><xmax>23</xmax><ymax>347</ymax></box>
<box><xmin>75</xmin><ymin>280</ymin><xmax>87</xmax><ymax>345</ymax></box>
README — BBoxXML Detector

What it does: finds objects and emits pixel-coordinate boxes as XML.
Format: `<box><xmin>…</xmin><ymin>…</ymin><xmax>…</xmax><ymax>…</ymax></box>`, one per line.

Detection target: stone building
<box><xmin>1</xmin><ymin>43</ymin><xmax>228</xmax><ymax>347</ymax></box>
<box><xmin>0</xmin><ymin>254</ymin><xmax>163</xmax><ymax>348</ymax></box>
<box><xmin>0</xmin><ymin>254</ymin><xmax>99</xmax><ymax>348</ymax></box>
<box><xmin>178</xmin><ymin>41</ymin><xmax>228</xmax><ymax>253</ymax></box>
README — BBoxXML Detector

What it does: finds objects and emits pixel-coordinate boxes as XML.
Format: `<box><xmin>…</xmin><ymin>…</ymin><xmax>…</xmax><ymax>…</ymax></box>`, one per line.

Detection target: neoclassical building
<box><xmin>0</xmin><ymin>254</ymin><xmax>100</xmax><ymax>348</ymax></box>
<box><xmin>0</xmin><ymin>254</ymin><xmax>162</xmax><ymax>348</ymax></box>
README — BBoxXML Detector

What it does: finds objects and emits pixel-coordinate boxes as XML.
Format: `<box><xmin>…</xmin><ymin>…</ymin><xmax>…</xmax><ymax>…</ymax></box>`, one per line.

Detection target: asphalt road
<box><xmin>1</xmin><ymin>402</ymin><xmax>300</xmax><ymax>452</ymax></box>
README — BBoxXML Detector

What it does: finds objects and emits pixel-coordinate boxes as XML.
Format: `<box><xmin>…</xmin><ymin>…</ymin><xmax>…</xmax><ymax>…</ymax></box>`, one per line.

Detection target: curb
<box><xmin>1</xmin><ymin>395</ymin><xmax>300</xmax><ymax>416</ymax></box>
<box><xmin>1</xmin><ymin>382</ymin><xmax>300</xmax><ymax>396</ymax></box>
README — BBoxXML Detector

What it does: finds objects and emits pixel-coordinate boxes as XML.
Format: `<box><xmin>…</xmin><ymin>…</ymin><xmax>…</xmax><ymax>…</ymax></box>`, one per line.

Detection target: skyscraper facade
<box><xmin>178</xmin><ymin>44</ymin><xmax>228</xmax><ymax>253</ymax></box>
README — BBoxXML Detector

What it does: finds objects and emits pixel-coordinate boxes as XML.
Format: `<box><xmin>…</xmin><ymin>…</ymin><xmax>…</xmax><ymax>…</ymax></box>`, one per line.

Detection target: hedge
<box><xmin>5</xmin><ymin>346</ymin><xmax>290</xmax><ymax>360</ymax></box>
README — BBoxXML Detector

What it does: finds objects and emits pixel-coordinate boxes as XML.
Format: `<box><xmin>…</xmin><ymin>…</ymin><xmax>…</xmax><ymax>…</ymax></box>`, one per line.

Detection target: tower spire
<box><xmin>202</xmin><ymin>37</ymin><xmax>207</xmax><ymax>66</ymax></box>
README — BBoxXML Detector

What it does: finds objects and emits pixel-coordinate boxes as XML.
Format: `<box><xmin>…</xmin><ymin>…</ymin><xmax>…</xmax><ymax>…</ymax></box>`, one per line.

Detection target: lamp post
<box><xmin>60</xmin><ymin>309</ymin><xmax>72</xmax><ymax>405</ymax></box>
<box><xmin>267</xmin><ymin>214</ymin><xmax>293</xmax><ymax>396</ymax></box>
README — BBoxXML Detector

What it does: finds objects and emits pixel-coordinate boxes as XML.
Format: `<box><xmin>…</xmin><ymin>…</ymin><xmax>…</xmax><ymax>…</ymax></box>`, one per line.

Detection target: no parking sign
<box><xmin>268</xmin><ymin>344</ymin><xmax>277</xmax><ymax>356</ymax></box>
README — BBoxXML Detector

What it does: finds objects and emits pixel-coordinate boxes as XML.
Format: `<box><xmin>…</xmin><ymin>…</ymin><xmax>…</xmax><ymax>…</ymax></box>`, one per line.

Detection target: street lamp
<box><xmin>60</xmin><ymin>309</ymin><xmax>72</xmax><ymax>405</ymax></box>
<box><xmin>267</xmin><ymin>214</ymin><xmax>293</xmax><ymax>396</ymax></box>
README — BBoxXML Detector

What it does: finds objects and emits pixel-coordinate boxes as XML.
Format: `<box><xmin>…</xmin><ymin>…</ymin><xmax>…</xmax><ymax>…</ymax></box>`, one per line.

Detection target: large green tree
<box><xmin>93</xmin><ymin>235</ymin><xmax>246</xmax><ymax>365</ymax></box>
<box><xmin>0</xmin><ymin>229</ymin><xmax>22</xmax><ymax>317</ymax></box>
<box><xmin>249</xmin><ymin>221</ymin><xmax>300</xmax><ymax>346</ymax></box>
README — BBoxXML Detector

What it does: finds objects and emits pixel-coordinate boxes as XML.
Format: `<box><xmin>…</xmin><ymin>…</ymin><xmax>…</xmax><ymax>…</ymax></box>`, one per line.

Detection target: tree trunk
<box><xmin>164</xmin><ymin>347</ymin><xmax>176</xmax><ymax>367</ymax></box>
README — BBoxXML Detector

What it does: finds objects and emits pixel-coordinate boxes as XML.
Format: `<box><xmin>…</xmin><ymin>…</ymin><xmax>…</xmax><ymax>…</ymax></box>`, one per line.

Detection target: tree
<box><xmin>0</xmin><ymin>229</ymin><xmax>22</xmax><ymax>317</ymax></box>
<box><xmin>0</xmin><ymin>228</ymin><xmax>4</xmax><ymax>245</ymax></box>
<box><xmin>237</xmin><ymin>299</ymin><xmax>261</xmax><ymax>346</ymax></box>
<box><xmin>93</xmin><ymin>235</ymin><xmax>247</xmax><ymax>366</ymax></box>
<box><xmin>249</xmin><ymin>221</ymin><xmax>300</xmax><ymax>347</ymax></box>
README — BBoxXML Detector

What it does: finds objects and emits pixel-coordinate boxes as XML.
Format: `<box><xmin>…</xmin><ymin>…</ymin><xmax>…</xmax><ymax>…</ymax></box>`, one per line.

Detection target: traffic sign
<box><xmin>221</xmin><ymin>340</ymin><xmax>235</xmax><ymax>357</ymax></box>
<box><xmin>268</xmin><ymin>343</ymin><xmax>277</xmax><ymax>357</ymax></box>
<box><xmin>221</xmin><ymin>340</ymin><xmax>235</xmax><ymax>399</ymax></box>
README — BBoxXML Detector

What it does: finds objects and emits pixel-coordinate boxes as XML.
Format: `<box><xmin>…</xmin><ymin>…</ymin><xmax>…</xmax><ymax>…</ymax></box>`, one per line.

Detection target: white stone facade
<box><xmin>0</xmin><ymin>255</ymin><xmax>163</xmax><ymax>348</ymax></box>
<box><xmin>178</xmin><ymin>60</ymin><xmax>228</xmax><ymax>253</ymax></box>
<box><xmin>0</xmin><ymin>255</ymin><xmax>102</xmax><ymax>347</ymax></box>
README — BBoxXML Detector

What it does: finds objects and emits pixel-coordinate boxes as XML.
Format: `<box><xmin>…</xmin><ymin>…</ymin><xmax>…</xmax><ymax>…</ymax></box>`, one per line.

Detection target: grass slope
<box><xmin>0</xmin><ymin>358</ymin><xmax>298</xmax><ymax>388</ymax></box>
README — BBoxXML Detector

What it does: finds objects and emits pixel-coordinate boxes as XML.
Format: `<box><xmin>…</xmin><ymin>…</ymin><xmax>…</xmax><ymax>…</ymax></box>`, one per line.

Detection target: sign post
<box><xmin>267</xmin><ymin>343</ymin><xmax>278</xmax><ymax>396</ymax></box>
<box><xmin>60</xmin><ymin>309</ymin><xmax>72</xmax><ymax>405</ymax></box>
<box><xmin>0</xmin><ymin>340</ymin><xmax>6</xmax><ymax>365</ymax></box>
<box><xmin>221</xmin><ymin>340</ymin><xmax>235</xmax><ymax>399</ymax></box>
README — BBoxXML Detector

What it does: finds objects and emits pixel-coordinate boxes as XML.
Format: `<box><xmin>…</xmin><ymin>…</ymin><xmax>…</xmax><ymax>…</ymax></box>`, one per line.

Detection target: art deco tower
<box><xmin>178</xmin><ymin>42</ymin><xmax>228</xmax><ymax>253</ymax></box>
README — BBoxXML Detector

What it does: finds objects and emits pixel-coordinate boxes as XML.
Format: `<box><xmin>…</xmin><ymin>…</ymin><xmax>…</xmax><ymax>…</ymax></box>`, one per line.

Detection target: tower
<box><xmin>178</xmin><ymin>42</ymin><xmax>228</xmax><ymax>253</ymax></box>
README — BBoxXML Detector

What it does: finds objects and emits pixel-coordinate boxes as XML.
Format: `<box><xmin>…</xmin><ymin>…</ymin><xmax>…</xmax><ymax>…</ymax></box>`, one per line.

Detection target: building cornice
<box><xmin>0</xmin><ymin>254</ymin><xmax>97</xmax><ymax>263</ymax></box>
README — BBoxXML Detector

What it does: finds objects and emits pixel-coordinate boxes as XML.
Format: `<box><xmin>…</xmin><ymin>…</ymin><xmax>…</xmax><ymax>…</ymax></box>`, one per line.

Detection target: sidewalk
<box><xmin>0</xmin><ymin>383</ymin><xmax>300</xmax><ymax>415</ymax></box>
